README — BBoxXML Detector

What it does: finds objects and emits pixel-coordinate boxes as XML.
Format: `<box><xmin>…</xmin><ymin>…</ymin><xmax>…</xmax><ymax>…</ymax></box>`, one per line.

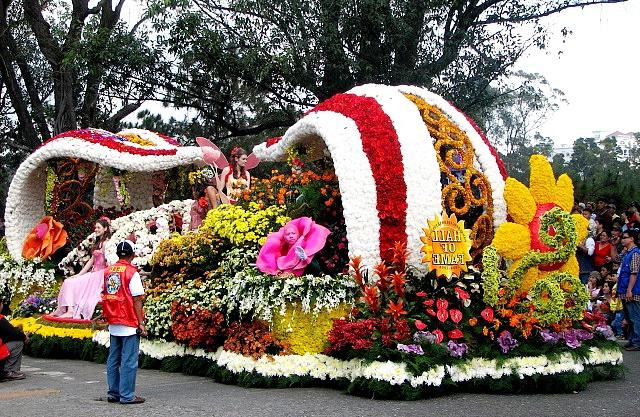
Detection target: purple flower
<box><xmin>540</xmin><ymin>329</ymin><xmax>560</xmax><ymax>344</ymax></box>
<box><xmin>595</xmin><ymin>325</ymin><xmax>616</xmax><ymax>340</ymax></box>
<box><xmin>497</xmin><ymin>330</ymin><xmax>518</xmax><ymax>354</ymax></box>
<box><xmin>574</xmin><ymin>329</ymin><xmax>594</xmax><ymax>342</ymax></box>
<box><xmin>413</xmin><ymin>331</ymin><xmax>437</xmax><ymax>344</ymax></box>
<box><xmin>562</xmin><ymin>330</ymin><xmax>581</xmax><ymax>349</ymax></box>
<box><xmin>397</xmin><ymin>343</ymin><xmax>424</xmax><ymax>355</ymax></box>
<box><xmin>446</xmin><ymin>340</ymin><xmax>468</xmax><ymax>358</ymax></box>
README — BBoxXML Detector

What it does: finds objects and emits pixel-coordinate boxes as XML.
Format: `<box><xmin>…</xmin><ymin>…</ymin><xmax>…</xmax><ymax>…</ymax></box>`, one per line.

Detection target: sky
<box><xmin>516</xmin><ymin>0</ymin><xmax>640</xmax><ymax>145</ymax></box>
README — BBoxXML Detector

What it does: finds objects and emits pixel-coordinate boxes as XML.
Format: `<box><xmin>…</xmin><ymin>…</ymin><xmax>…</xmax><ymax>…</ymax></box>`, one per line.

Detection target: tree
<box><xmin>144</xmin><ymin>0</ymin><xmax>626</xmax><ymax>140</ymax></box>
<box><xmin>482</xmin><ymin>71</ymin><xmax>565</xmax><ymax>181</ymax></box>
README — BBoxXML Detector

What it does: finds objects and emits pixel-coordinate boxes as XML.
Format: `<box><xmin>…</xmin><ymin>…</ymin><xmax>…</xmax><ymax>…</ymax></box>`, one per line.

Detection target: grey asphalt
<box><xmin>1</xmin><ymin>349</ymin><xmax>638</xmax><ymax>417</ymax></box>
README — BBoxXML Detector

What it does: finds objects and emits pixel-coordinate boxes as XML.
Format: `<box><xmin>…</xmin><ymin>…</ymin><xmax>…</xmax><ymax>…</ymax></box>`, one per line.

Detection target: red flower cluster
<box><xmin>223</xmin><ymin>321</ymin><xmax>288</xmax><ymax>359</ymax></box>
<box><xmin>170</xmin><ymin>302</ymin><xmax>226</xmax><ymax>350</ymax></box>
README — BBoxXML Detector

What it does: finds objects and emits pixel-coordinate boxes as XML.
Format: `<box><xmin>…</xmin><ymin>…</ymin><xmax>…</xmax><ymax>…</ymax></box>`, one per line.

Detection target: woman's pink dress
<box><xmin>53</xmin><ymin>250</ymin><xmax>107</xmax><ymax>320</ymax></box>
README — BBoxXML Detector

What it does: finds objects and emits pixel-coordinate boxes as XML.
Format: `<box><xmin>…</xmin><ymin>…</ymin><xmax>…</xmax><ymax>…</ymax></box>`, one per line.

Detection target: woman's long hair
<box><xmin>92</xmin><ymin>218</ymin><xmax>111</xmax><ymax>252</ymax></box>
<box><xmin>229</xmin><ymin>147</ymin><xmax>248</xmax><ymax>180</ymax></box>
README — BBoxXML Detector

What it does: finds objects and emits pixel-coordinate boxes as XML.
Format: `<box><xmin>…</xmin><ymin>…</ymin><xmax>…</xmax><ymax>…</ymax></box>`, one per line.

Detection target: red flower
<box><xmin>423</xmin><ymin>299</ymin><xmax>435</xmax><ymax>306</ymax></box>
<box><xmin>362</xmin><ymin>285</ymin><xmax>380</xmax><ymax>314</ymax></box>
<box><xmin>437</xmin><ymin>308</ymin><xmax>449</xmax><ymax>323</ymax></box>
<box><xmin>198</xmin><ymin>197</ymin><xmax>209</xmax><ymax>208</ymax></box>
<box><xmin>450</xmin><ymin>309</ymin><xmax>463</xmax><ymax>324</ymax></box>
<box><xmin>390</xmin><ymin>271</ymin><xmax>406</xmax><ymax>298</ymax></box>
<box><xmin>414</xmin><ymin>319</ymin><xmax>427</xmax><ymax>331</ymax></box>
<box><xmin>454</xmin><ymin>287</ymin><xmax>470</xmax><ymax>301</ymax></box>
<box><xmin>481</xmin><ymin>307</ymin><xmax>494</xmax><ymax>322</ymax></box>
<box><xmin>448</xmin><ymin>328</ymin><xmax>464</xmax><ymax>339</ymax></box>
<box><xmin>432</xmin><ymin>329</ymin><xmax>444</xmax><ymax>343</ymax></box>
<box><xmin>436</xmin><ymin>298</ymin><xmax>448</xmax><ymax>311</ymax></box>
<box><xmin>385</xmin><ymin>300</ymin><xmax>407</xmax><ymax>321</ymax></box>
<box><xmin>416</xmin><ymin>291</ymin><xmax>427</xmax><ymax>297</ymax></box>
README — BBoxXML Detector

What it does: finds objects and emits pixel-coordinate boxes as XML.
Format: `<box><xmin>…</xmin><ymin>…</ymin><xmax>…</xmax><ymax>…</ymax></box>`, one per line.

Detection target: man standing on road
<box><xmin>102</xmin><ymin>240</ymin><xmax>147</xmax><ymax>404</ymax></box>
<box><xmin>617</xmin><ymin>229</ymin><xmax>640</xmax><ymax>351</ymax></box>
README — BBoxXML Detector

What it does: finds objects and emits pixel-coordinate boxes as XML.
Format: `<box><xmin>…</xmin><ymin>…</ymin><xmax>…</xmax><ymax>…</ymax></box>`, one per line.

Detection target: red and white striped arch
<box><xmin>253</xmin><ymin>84</ymin><xmax>507</xmax><ymax>273</ymax></box>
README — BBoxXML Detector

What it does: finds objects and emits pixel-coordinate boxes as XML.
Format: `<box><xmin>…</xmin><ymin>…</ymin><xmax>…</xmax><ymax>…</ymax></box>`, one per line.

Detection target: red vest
<box><xmin>102</xmin><ymin>260</ymin><xmax>141</xmax><ymax>328</ymax></box>
<box><xmin>0</xmin><ymin>315</ymin><xmax>10</xmax><ymax>360</ymax></box>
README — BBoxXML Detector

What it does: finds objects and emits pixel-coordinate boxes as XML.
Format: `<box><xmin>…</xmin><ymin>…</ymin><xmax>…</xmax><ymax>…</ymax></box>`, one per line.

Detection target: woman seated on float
<box><xmin>219</xmin><ymin>147</ymin><xmax>251</xmax><ymax>204</ymax></box>
<box><xmin>51</xmin><ymin>218</ymin><xmax>111</xmax><ymax>319</ymax></box>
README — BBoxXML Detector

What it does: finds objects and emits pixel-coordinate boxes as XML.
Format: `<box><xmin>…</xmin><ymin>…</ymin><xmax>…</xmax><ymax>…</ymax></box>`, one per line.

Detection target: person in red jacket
<box><xmin>102</xmin><ymin>240</ymin><xmax>146</xmax><ymax>404</ymax></box>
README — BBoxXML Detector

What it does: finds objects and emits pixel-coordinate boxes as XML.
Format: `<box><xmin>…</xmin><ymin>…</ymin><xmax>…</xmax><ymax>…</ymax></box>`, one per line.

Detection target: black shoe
<box><xmin>1</xmin><ymin>371</ymin><xmax>26</xmax><ymax>381</ymax></box>
<box><xmin>120</xmin><ymin>396</ymin><xmax>145</xmax><ymax>404</ymax></box>
<box><xmin>107</xmin><ymin>397</ymin><xmax>120</xmax><ymax>403</ymax></box>
<box><xmin>624</xmin><ymin>345</ymin><xmax>640</xmax><ymax>351</ymax></box>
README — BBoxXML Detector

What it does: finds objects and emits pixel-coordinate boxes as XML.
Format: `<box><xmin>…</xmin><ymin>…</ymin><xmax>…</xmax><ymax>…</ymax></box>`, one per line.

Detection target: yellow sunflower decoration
<box><xmin>481</xmin><ymin>155</ymin><xmax>589</xmax><ymax>325</ymax></box>
<box><xmin>492</xmin><ymin>155</ymin><xmax>587</xmax><ymax>290</ymax></box>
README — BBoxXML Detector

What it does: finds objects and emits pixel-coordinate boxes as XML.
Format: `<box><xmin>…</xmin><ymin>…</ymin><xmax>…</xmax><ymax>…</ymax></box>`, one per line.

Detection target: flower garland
<box><xmin>91</xmin><ymin>329</ymin><xmax>621</xmax><ymax>389</ymax></box>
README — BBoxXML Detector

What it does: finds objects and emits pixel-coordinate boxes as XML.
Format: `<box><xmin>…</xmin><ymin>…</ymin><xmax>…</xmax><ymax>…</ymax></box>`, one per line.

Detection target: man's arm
<box><xmin>133</xmin><ymin>296</ymin><xmax>147</xmax><ymax>337</ymax></box>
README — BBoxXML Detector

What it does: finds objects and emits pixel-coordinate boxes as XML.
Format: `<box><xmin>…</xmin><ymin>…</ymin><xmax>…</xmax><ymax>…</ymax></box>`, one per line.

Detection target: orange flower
<box><xmin>385</xmin><ymin>299</ymin><xmax>407</xmax><ymax>320</ymax></box>
<box><xmin>22</xmin><ymin>216</ymin><xmax>68</xmax><ymax>260</ymax></box>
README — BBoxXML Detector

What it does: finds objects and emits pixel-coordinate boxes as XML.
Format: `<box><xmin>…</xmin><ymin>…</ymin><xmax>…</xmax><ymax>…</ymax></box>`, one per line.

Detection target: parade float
<box><xmin>1</xmin><ymin>84</ymin><xmax>622</xmax><ymax>399</ymax></box>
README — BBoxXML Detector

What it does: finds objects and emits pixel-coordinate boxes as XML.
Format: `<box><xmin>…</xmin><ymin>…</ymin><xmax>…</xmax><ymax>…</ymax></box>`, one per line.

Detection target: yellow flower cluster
<box><xmin>271</xmin><ymin>303</ymin><xmax>351</xmax><ymax>355</ymax></box>
<box><xmin>150</xmin><ymin>229</ymin><xmax>226</xmax><ymax>268</ymax></box>
<box><xmin>201</xmin><ymin>203</ymin><xmax>289</xmax><ymax>246</ymax></box>
<box><xmin>118</xmin><ymin>133</ymin><xmax>155</xmax><ymax>147</ymax></box>
<box><xmin>10</xmin><ymin>317</ymin><xmax>95</xmax><ymax>339</ymax></box>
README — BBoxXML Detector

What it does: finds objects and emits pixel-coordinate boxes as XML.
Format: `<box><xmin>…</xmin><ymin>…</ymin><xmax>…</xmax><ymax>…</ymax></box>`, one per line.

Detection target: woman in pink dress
<box><xmin>52</xmin><ymin>218</ymin><xmax>111</xmax><ymax>319</ymax></box>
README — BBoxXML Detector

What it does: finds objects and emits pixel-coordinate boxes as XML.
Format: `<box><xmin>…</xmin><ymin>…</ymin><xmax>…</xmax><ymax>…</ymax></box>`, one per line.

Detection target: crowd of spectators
<box><xmin>574</xmin><ymin>200</ymin><xmax>640</xmax><ymax>350</ymax></box>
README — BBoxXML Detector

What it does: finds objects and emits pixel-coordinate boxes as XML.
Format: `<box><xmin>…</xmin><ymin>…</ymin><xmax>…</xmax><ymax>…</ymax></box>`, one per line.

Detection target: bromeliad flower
<box><xmin>385</xmin><ymin>300</ymin><xmax>407</xmax><ymax>321</ymax></box>
<box><xmin>492</xmin><ymin>155</ymin><xmax>588</xmax><ymax>291</ymax></box>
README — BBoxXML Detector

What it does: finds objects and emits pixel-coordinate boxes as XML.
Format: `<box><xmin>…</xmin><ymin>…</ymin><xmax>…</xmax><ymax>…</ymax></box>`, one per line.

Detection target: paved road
<box><xmin>1</xmin><ymin>348</ymin><xmax>639</xmax><ymax>417</ymax></box>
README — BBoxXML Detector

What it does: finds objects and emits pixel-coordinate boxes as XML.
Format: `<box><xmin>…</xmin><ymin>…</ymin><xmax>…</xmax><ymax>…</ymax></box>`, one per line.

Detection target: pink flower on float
<box><xmin>256</xmin><ymin>217</ymin><xmax>330</xmax><ymax>276</ymax></box>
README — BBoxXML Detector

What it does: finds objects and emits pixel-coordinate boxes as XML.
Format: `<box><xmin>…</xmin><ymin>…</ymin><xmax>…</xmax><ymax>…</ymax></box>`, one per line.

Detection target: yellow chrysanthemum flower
<box><xmin>492</xmin><ymin>155</ymin><xmax>587</xmax><ymax>291</ymax></box>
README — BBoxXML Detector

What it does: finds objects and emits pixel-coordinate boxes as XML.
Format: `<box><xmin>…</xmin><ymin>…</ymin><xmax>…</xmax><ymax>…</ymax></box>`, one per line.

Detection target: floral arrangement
<box><xmin>22</xmin><ymin>216</ymin><xmax>68</xmax><ymax>260</ymax></box>
<box><xmin>252</xmin><ymin>84</ymin><xmax>507</xmax><ymax>273</ymax></box>
<box><xmin>0</xmin><ymin>243</ymin><xmax>57</xmax><ymax>299</ymax></box>
<box><xmin>170</xmin><ymin>302</ymin><xmax>226</xmax><ymax>351</ymax></box>
<box><xmin>58</xmin><ymin>200</ymin><xmax>192</xmax><ymax>274</ymax></box>
<box><xmin>11</xmin><ymin>317</ymin><xmax>95</xmax><ymax>339</ymax></box>
<box><xmin>13</xmin><ymin>292</ymin><xmax>57</xmax><ymax>317</ymax></box>
<box><xmin>4</xmin><ymin>128</ymin><xmax>202</xmax><ymax>261</ymax></box>
<box><xmin>482</xmin><ymin>156</ymin><xmax>590</xmax><ymax>325</ymax></box>
<box><xmin>200</xmin><ymin>202</ymin><xmax>289</xmax><ymax>247</ymax></box>
<box><xmin>224</xmin><ymin>321</ymin><xmax>288</xmax><ymax>359</ymax></box>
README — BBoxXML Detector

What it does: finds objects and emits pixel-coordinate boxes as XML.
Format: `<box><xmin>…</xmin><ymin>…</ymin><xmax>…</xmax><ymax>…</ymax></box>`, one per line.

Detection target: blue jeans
<box><xmin>107</xmin><ymin>334</ymin><xmax>140</xmax><ymax>402</ymax></box>
<box><xmin>611</xmin><ymin>311</ymin><xmax>625</xmax><ymax>336</ymax></box>
<box><xmin>623</xmin><ymin>300</ymin><xmax>640</xmax><ymax>347</ymax></box>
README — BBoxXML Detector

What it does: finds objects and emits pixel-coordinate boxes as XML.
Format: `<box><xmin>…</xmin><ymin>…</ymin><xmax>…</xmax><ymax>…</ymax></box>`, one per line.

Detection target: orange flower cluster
<box><xmin>223</xmin><ymin>321</ymin><xmax>288</xmax><ymax>359</ymax></box>
<box><xmin>242</xmin><ymin>169</ymin><xmax>339</xmax><ymax>209</ymax></box>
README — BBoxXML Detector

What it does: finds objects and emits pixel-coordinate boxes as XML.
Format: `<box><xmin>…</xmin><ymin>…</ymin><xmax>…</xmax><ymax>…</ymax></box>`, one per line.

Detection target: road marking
<box><xmin>62</xmin><ymin>376</ymin><xmax>74</xmax><ymax>380</ymax></box>
<box><xmin>85</xmin><ymin>381</ymin><xmax>101</xmax><ymax>384</ymax></box>
<box><xmin>20</xmin><ymin>366</ymin><xmax>42</xmax><ymax>372</ymax></box>
<box><xmin>0</xmin><ymin>389</ymin><xmax>60</xmax><ymax>400</ymax></box>
<box><xmin>33</xmin><ymin>371</ymin><xmax>66</xmax><ymax>376</ymax></box>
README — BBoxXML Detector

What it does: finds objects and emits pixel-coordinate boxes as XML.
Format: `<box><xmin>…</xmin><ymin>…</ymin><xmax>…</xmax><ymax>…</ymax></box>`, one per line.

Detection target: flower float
<box><xmin>256</xmin><ymin>217</ymin><xmax>330</xmax><ymax>276</ymax></box>
<box><xmin>22</xmin><ymin>216</ymin><xmax>68</xmax><ymax>260</ymax></box>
